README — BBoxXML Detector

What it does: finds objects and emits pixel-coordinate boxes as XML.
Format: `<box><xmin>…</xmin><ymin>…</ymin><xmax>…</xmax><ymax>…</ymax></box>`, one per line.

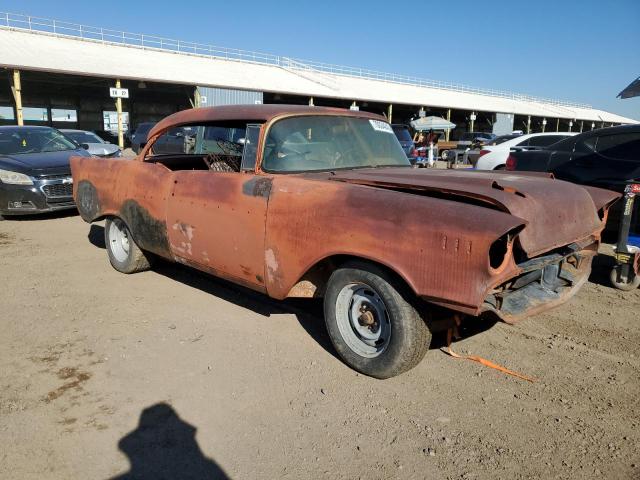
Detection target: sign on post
<box><xmin>109</xmin><ymin>87</ymin><xmax>129</xmax><ymax>99</ymax></box>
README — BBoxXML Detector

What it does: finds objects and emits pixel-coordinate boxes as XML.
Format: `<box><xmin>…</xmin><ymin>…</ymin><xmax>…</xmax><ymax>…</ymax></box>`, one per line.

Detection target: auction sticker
<box><xmin>369</xmin><ymin>119</ymin><xmax>394</xmax><ymax>133</ymax></box>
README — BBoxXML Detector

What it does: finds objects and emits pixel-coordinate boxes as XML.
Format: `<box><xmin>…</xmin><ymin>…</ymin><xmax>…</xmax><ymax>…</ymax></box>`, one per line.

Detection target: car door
<box><xmin>164</xmin><ymin>124</ymin><xmax>269</xmax><ymax>290</ymax></box>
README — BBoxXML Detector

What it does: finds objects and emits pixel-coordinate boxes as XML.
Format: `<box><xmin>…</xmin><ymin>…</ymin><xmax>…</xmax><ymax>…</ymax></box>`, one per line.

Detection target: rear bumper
<box><xmin>480</xmin><ymin>240</ymin><xmax>597</xmax><ymax>323</ymax></box>
<box><xmin>0</xmin><ymin>179</ymin><xmax>76</xmax><ymax>216</ymax></box>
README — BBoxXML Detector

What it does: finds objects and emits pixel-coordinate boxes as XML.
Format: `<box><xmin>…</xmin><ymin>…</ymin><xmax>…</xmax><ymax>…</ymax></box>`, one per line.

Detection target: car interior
<box><xmin>145</xmin><ymin>121</ymin><xmax>261</xmax><ymax>172</ymax></box>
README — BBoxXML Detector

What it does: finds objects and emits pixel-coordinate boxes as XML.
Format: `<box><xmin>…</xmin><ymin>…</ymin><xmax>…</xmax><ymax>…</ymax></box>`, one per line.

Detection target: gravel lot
<box><xmin>1</xmin><ymin>213</ymin><xmax>638</xmax><ymax>479</ymax></box>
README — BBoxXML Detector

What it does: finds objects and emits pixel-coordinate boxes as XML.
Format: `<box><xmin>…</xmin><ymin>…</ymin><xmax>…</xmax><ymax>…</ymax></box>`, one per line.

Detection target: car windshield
<box><xmin>64</xmin><ymin>131</ymin><xmax>103</xmax><ymax>144</ymax></box>
<box><xmin>0</xmin><ymin>127</ymin><xmax>78</xmax><ymax>155</ymax></box>
<box><xmin>392</xmin><ymin>125</ymin><xmax>413</xmax><ymax>142</ymax></box>
<box><xmin>263</xmin><ymin>116</ymin><xmax>410</xmax><ymax>172</ymax></box>
<box><xmin>489</xmin><ymin>134</ymin><xmax>519</xmax><ymax>146</ymax></box>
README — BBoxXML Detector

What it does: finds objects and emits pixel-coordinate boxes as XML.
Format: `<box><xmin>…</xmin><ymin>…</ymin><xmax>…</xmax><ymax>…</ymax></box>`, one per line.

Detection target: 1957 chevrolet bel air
<box><xmin>71</xmin><ymin>105</ymin><xmax>619</xmax><ymax>378</ymax></box>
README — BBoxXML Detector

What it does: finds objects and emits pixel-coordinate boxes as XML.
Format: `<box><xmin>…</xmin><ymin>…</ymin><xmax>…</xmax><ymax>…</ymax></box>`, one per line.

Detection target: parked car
<box><xmin>450</xmin><ymin>132</ymin><xmax>496</xmax><ymax>162</ymax></box>
<box><xmin>457</xmin><ymin>131</ymin><xmax>496</xmax><ymax>150</ymax></box>
<box><xmin>506</xmin><ymin>125</ymin><xmax>640</xmax><ymax>179</ymax></box>
<box><xmin>130</xmin><ymin>122</ymin><xmax>156</xmax><ymax>154</ymax></box>
<box><xmin>94</xmin><ymin>129</ymin><xmax>129</xmax><ymax>148</ymax></box>
<box><xmin>71</xmin><ymin>105</ymin><xmax>617</xmax><ymax>378</ymax></box>
<box><xmin>507</xmin><ymin>124</ymin><xmax>639</xmax><ymax>236</ymax></box>
<box><xmin>61</xmin><ymin>129</ymin><xmax>122</xmax><ymax>157</ymax></box>
<box><xmin>151</xmin><ymin>126</ymin><xmax>200</xmax><ymax>154</ymax></box>
<box><xmin>0</xmin><ymin>126</ymin><xmax>91</xmax><ymax>218</ymax></box>
<box><xmin>391</xmin><ymin>124</ymin><xmax>416</xmax><ymax>163</ymax></box>
<box><xmin>473</xmin><ymin>132</ymin><xmax>576</xmax><ymax>170</ymax></box>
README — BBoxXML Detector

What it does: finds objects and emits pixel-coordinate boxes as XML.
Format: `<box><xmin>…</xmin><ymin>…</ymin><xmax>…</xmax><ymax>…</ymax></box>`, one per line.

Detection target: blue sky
<box><xmin>6</xmin><ymin>0</ymin><xmax>640</xmax><ymax>120</ymax></box>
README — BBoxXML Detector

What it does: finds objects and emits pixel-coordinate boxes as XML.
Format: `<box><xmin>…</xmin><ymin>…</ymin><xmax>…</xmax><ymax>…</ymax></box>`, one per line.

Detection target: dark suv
<box><xmin>391</xmin><ymin>124</ymin><xmax>416</xmax><ymax>163</ymax></box>
<box><xmin>129</xmin><ymin>122</ymin><xmax>156</xmax><ymax>154</ymax></box>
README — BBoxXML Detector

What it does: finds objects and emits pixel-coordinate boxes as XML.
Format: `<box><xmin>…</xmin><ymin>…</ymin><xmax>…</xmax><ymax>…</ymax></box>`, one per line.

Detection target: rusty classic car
<box><xmin>71</xmin><ymin>105</ymin><xmax>618</xmax><ymax>378</ymax></box>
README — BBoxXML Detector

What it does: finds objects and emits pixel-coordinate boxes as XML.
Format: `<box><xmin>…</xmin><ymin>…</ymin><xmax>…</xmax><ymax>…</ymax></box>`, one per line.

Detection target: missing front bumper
<box><xmin>481</xmin><ymin>242</ymin><xmax>596</xmax><ymax>323</ymax></box>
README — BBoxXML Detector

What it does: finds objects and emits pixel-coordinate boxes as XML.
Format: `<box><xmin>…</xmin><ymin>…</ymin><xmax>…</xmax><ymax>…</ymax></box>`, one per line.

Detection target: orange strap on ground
<box><xmin>442</xmin><ymin>327</ymin><xmax>536</xmax><ymax>383</ymax></box>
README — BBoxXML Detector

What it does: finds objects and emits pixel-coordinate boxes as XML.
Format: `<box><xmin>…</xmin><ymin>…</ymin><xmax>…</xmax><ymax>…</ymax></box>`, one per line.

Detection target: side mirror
<box><xmin>81</xmin><ymin>143</ymin><xmax>90</xmax><ymax>150</ymax></box>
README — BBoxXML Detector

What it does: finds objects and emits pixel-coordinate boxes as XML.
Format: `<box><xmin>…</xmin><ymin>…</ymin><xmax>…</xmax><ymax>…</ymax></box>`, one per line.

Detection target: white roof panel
<box><xmin>0</xmin><ymin>27</ymin><xmax>636</xmax><ymax>124</ymax></box>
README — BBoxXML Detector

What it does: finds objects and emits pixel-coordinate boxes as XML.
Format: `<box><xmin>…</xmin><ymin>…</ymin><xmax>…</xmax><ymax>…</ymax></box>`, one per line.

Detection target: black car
<box><xmin>506</xmin><ymin>125</ymin><xmax>640</xmax><ymax>184</ymax></box>
<box><xmin>507</xmin><ymin>124</ymin><xmax>640</xmax><ymax>234</ymax></box>
<box><xmin>130</xmin><ymin>122</ymin><xmax>156</xmax><ymax>154</ymax></box>
<box><xmin>0</xmin><ymin>126</ymin><xmax>91</xmax><ymax>218</ymax></box>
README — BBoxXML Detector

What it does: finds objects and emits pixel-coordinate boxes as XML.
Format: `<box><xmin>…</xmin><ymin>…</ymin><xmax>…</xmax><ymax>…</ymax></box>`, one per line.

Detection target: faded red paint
<box><xmin>71</xmin><ymin>105</ymin><xmax>620</xmax><ymax>322</ymax></box>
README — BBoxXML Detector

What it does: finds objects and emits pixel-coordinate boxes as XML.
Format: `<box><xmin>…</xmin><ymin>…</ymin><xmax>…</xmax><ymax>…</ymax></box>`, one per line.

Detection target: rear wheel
<box><xmin>440</xmin><ymin>150</ymin><xmax>450</xmax><ymax>160</ymax></box>
<box><xmin>609</xmin><ymin>265</ymin><xmax>640</xmax><ymax>291</ymax></box>
<box><xmin>494</xmin><ymin>165</ymin><xmax>506</xmax><ymax>170</ymax></box>
<box><xmin>324</xmin><ymin>262</ymin><xmax>431</xmax><ymax>379</ymax></box>
<box><xmin>105</xmin><ymin>217</ymin><xmax>152</xmax><ymax>273</ymax></box>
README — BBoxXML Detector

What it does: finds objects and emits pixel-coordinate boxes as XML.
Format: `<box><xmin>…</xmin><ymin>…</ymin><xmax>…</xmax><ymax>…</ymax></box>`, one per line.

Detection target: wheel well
<box><xmin>286</xmin><ymin>255</ymin><xmax>416</xmax><ymax>299</ymax></box>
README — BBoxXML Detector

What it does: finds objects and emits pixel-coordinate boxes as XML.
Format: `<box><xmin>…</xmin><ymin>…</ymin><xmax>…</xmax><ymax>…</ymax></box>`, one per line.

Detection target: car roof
<box><xmin>148</xmin><ymin>104</ymin><xmax>386</xmax><ymax>139</ymax></box>
<box><xmin>0</xmin><ymin>125</ymin><xmax>53</xmax><ymax>130</ymax></box>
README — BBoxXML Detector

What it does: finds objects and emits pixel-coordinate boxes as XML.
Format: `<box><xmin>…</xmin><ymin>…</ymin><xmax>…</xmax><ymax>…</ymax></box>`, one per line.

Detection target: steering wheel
<box><xmin>216</xmin><ymin>139</ymin><xmax>242</xmax><ymax>156</ymax></box>
<box><xmin>279</xmin><ymin>144</ymin><xmax>310</xmax><ymax>157</ymax></box>
<box><xmin>332</xmin><ymin>147</ymin><xmax>358</xmax><ymax>168</ymax></box>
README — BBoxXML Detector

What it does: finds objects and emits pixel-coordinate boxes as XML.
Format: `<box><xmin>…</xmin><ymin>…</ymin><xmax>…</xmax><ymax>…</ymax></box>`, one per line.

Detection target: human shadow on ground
<box><xmin>110</xmin><ymin>403</ymin><xmax>229</xmax><ymax>480</ymax></box>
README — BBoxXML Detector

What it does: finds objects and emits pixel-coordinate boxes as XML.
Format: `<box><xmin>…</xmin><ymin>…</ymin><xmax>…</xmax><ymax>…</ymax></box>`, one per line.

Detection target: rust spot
<box><xmin>76</xmin><ymin>180</ymin><xmax>101</xmax><ymax>221</ymax></box>
<box><xmin>121</xmin><ymin>199</ymin><xmax>171</xmax><ymax>257</ymax></box>
<box><xmin>242</xmin><ymin>177</ymin><xmax>272</xmax><ymax>198</ymax></box>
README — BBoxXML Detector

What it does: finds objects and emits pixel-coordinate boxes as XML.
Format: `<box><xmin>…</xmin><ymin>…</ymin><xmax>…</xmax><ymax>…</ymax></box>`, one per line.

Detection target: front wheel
<box><xmin>610</xmin><ymin>264</ymin><xmax>640</xmax><ymax>291</ymax></box>
<box><xmin>105</xmin><ymin>217</ymin><xmax>152</xmax><ymax>273</ymax></box>
<box><xmin>324</xmin><ymin>262</ymin><xmax>431</xmax><ymax>379</ymax></box>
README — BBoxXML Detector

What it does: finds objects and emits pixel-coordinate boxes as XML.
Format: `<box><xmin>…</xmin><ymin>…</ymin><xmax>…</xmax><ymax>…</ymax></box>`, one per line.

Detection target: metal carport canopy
<box><xmin>0</xmin><ymin>27</ymin><xmax>636</xmax><ymax>124</ymax></box>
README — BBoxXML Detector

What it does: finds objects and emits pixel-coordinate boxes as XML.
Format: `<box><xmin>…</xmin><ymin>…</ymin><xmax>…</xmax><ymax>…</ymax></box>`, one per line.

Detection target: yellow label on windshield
<box><xmin>21</xmin><ymin>139</ymin><xmax>27</xmax><ymax>147</ymax></box>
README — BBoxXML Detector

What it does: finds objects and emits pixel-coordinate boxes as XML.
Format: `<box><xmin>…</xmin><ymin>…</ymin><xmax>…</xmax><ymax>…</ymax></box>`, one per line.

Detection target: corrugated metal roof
<box><xmin>0</xmin><ymin>27</ymin><xmax>635</xmax><ymax>124</ymax></box>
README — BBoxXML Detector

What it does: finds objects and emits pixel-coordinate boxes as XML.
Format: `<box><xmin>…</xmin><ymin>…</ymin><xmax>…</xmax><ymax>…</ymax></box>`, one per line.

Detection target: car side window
<box><xmin>573</xmin><ymin>136</ymin><xmax>597</xmax><ymax>154</ymax></box>
<box><xmin>146</xmin><ymin>122</ymin><xmax>263</xmax><ymax>172</ymax></box>
<box><xmin>515</xmin><ymin>138</ymin><xmax>530</xmax><ymax>147</ymax></box>
<box><xmin>595</xmin><ymin>133</ymin><xmax>640</xmax><ymax>161</ymax></box>
<box><xmin>241</xmin><ymin>124</ymin><xmax>261</xmax><ymax>171</ymax></box>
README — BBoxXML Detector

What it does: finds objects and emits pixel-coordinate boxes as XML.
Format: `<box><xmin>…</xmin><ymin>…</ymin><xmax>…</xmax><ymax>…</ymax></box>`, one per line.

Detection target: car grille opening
<box><xmin>42</xmin><ymin>183</ymin><xmax>73</xmax><ymax>198</ymax></box>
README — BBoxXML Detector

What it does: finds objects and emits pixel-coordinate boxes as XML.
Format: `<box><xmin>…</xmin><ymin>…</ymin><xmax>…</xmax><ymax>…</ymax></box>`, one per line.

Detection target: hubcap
<box><xmin>335</xmin><ymin>283</ymin><xmax>391</xmax><ymax>358</ymax></box>
<box><xmin>109</xmin><ymin>218</ymin><xmax>130</xmax><ymax>263</ymax></box>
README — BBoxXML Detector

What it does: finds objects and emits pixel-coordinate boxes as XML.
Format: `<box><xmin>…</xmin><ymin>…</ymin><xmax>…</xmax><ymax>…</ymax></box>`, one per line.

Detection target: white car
<box><xmin>474</xmin><ymin>132</ymin><xmax>576</xmax><ymax>170</ymax></box>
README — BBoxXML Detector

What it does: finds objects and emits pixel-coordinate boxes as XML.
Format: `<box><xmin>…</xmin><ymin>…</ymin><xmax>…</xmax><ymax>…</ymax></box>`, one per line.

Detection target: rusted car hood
<box><xmin>329</xmin><ymin>168</ymin><xmax>619</xmax><ymax>257</ymax></box>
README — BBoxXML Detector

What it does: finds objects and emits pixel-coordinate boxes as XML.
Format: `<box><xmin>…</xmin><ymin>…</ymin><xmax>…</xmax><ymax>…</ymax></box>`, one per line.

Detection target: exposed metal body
<box><xmin>71</xmin><ymin>105</ymin><xmax>619</xmax><ymax>322</ymax></box>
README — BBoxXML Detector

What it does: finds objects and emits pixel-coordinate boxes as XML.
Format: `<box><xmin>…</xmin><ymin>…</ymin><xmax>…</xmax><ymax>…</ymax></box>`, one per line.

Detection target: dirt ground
<box><xmin>0</xmin><ymin>212</ymin><xmax>638</xmax><ymax>480</ymax></box>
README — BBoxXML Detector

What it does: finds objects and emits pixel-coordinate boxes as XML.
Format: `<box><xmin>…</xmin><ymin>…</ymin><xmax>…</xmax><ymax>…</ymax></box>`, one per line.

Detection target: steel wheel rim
<box><xmin>335</xmin><ymin>283</ymin><xmax>391</xmax><ymax>358</ymax></box>
<box><xmin>109</xmin><ymin>219</ymin><xmax>130</xmax><ymax>263</ymax></box>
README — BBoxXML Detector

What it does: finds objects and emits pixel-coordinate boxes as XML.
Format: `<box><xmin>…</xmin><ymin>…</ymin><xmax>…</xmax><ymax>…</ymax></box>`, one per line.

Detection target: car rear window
<box><xmin>527</xmin><ymin>135</ymin><xmax>568</xmax><ymax>147</ymax></box>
